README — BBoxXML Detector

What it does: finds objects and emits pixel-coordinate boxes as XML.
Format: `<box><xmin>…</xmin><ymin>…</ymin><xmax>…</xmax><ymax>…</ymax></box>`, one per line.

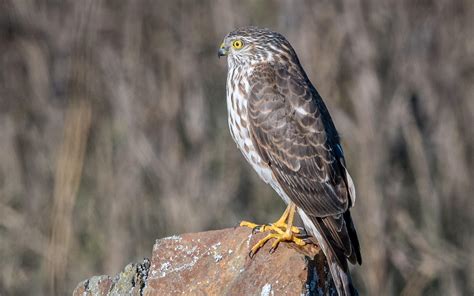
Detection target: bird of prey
<box><xmin>218</xmin><ymin>27</ymin><xmax>361</xmax><ymax>296</ymax></box>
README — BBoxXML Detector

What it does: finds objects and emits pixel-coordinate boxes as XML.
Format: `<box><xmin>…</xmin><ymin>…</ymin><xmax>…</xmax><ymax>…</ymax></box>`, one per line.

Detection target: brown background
<box><xmin>0</xmin><ymin>0</ymin><xmax>472</xmax><ymax>295</ymax></box>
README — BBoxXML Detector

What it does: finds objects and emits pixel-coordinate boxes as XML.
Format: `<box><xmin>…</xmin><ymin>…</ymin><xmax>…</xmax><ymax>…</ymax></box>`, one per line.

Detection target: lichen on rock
<box><xmin>73</xmin><ymin>227</ymin><xmax>340</xmax><ymax>295</ymax></box>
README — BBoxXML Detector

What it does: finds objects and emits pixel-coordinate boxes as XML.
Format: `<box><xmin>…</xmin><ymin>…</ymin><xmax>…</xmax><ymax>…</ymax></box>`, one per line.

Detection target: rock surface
<box><xmin>73</xmin><ymin>227</ymin><xmax>339</xmax><ymax>295</ymax></box>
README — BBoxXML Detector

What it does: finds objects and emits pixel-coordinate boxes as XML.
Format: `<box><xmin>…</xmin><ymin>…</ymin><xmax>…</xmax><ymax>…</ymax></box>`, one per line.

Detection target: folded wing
<box><xmin>247</xmin><ymin>63</ymin><xmax>361</xmax><ymax>267</ymax></box>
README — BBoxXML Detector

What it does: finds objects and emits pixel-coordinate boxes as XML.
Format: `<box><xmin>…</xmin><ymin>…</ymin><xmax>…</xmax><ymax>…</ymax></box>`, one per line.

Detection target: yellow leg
<box><xmin>240</xmin><ymin>203</ymin><xmax>306</xmax><ymax>256</ymax></box>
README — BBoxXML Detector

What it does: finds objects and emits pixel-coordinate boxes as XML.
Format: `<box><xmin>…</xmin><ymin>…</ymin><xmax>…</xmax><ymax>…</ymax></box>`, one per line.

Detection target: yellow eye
<box><xmin>232</xmin><ymin>40</ymin><xmax>244</xmax><ymax>49</ymax></box>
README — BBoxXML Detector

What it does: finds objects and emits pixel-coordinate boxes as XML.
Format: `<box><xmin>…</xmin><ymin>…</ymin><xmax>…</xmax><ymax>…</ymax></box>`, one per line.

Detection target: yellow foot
<box><xmin>240</xmin><ymin>203</ymin><xmax>306</xmax><ymax>257</ymax></box>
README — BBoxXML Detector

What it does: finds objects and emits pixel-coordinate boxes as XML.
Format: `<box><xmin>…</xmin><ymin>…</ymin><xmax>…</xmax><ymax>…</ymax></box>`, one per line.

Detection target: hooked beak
<box><xmin>218</xmin><ymin>42</ymin><xmax>229</xmax><ymax>58</ymax></box>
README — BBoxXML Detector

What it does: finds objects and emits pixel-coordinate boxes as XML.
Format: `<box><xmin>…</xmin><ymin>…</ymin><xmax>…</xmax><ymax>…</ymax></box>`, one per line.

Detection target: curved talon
<box><xmin>269</xmin><ymin>245</ymin><xmax>277</xmax><ymax>254</ymax></box>
<box><xmin>270</xmin><ymin>238</ymin><xmax>282</xmax><ymax>252</ymax></box>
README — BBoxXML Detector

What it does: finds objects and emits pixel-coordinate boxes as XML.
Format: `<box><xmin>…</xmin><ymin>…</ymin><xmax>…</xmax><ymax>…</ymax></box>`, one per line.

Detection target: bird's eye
<box><xmin>232</xmin><ymin>40</ymin><xmax>244</xmax><ymax>49</ymax></box>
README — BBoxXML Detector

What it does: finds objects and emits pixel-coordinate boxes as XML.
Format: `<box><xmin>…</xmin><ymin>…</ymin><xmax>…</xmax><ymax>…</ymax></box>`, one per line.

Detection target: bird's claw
<box><xmin>240</xmin><ymin>204</ymin><xmax>305</xmax><ymax>257</ymax></box>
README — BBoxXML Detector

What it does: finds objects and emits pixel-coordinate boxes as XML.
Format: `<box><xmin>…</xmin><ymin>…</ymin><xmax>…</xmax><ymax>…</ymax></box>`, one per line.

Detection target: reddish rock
<box><xmin>73</xmin><ymin>227</ymin><xmax>338</xmax><ymax>296</ymax></box>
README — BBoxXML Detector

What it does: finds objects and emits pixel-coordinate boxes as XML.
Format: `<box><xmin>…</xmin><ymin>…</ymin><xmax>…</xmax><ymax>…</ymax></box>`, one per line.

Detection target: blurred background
<box><xmin>0</xmin><ymin>0</ymin><xmax>472</xmax><ymax>295</ymax></box>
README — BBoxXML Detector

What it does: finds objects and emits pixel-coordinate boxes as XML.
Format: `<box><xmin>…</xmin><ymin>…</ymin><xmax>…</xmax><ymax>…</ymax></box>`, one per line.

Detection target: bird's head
<box><xmin>218</xmin><ymin>27</ymin><xmax>298</xmax><ymax>67</ymax></box>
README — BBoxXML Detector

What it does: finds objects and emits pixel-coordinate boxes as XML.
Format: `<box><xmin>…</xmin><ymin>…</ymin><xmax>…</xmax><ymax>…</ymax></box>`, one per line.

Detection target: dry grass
<box><xmin>0</xmin><ymin>0</ymin><xmax>472</xmax><ymax>295</ymax></box>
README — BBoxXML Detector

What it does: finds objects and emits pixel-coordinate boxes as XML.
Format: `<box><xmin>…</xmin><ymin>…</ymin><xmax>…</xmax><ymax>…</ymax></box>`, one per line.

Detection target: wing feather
<box><xmin>248</xmin><ymin>64</ymin><xmax>348</xmax><ymax>216</ymax></box>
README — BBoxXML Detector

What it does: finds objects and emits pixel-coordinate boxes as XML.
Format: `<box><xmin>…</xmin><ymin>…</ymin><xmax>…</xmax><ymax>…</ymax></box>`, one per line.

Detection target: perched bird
<box><xmin>218</xmin><ymin>27</ymin><xmax>361</xmax><ymax>296</ymax></box>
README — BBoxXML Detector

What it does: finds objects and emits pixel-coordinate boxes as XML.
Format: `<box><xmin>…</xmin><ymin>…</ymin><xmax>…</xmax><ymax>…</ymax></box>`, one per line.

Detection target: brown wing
<box><xmin>247</xmin><ymin>63</ymin><xmax>361</xmax><ymax>266</ymax></box>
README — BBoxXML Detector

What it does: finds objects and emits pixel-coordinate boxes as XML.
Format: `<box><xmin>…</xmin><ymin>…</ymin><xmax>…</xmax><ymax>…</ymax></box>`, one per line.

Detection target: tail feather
<box><xmin>298</xmin><ymin>208</ymin><xmax>360</xmax><ymax>296</ymax></box>
<box><xmin>318</xmin><ymin>219</ymin><xmax>356</xmax><ymax>296</ymax></box>
<box><xmin>327</xmin><ymin>251</ymin><xmax>357</xmax><ymax>296</ymax></box>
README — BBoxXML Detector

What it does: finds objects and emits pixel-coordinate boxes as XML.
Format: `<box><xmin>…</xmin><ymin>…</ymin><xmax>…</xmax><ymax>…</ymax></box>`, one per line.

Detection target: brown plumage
<box><xmin>219</xmin><ymin>27</ymin><xmax>361</xmax><ymax>295</ymax></box>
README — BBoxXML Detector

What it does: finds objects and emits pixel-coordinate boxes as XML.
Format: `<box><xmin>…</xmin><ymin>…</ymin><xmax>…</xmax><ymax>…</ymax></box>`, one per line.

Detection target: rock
<box><xmin>73</xmin><ymin>227</ymin><xmax>339</xmax><ymax>295</ymax></box>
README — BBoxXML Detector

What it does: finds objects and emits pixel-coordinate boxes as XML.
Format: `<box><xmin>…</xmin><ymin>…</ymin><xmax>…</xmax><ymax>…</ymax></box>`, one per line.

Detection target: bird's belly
<box><xmin>227</xmin><ymin>99</ymin><xmax>291</xmax><ymax>205</ymax></box>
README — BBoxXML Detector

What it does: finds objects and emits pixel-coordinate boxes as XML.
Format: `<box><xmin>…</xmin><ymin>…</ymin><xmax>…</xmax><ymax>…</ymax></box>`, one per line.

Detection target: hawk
<box><xmin>218</xmin><ymin>27</ymin><xmax>361</xmax><ymax>296</ymax></box>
